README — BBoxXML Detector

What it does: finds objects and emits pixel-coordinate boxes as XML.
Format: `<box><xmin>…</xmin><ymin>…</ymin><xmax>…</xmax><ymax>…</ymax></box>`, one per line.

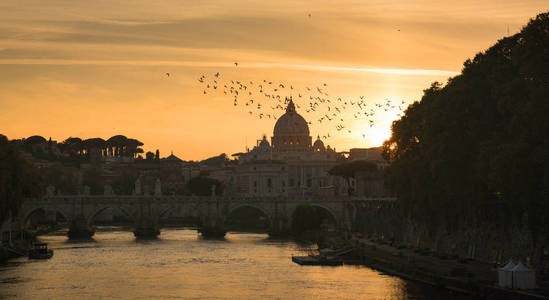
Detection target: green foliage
<box><xmin>112</xmin><ymin>167</ymin><xmax>138</xmax><ymax>195</ymax></box>
<box><xmin>184</xmin><ymin>176</ymin><xmax>223</xmax><ymax>196</ymax></box>
<box><xmin>382</xmin><ymin>13</ymin><xmax>549</xmax><ymax>239</ymax></box>
<box><xmin>0</xmin><ymin>134</ymin><xmax>42</xmax><ymax>224</ymax></box>
<box><xmin>291</xmin><ymin>204</ymin><xmax>329</xmax><ymax>235</ymax></box>
<box><xmin>328</xmin><ymin>160</ymin><xmax>378</xmax><ymax>195</ymax></box>
<box><xmin>41</xmin><ymin>163</ymin><xmax>78</xmax><ymax>194</ymax></box>
<box><xmin>145</xmin><ymin>151</ymin><xmax>155</xmax><ymax>160</ymax></box>
<box><xmin>24</xmin><ymin>135</ymin><xmax>46</xmax><ymax>145</ymax></box>
<box><xmin>328</xmin><ymin>160</ymin><xmax>377</xmax><ymax>179</ymax></box>
<box><xmin>82</xmin><ymin>166</ymin><xmax>105</xmax><ymax>195</ymax></box>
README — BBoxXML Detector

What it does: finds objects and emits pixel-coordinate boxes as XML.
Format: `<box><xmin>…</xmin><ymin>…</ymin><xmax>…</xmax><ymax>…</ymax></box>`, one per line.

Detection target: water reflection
<box><xmin>0</xmin><ymin>227</ymin><xmax>470</xmax><ymax>299</ymax></box>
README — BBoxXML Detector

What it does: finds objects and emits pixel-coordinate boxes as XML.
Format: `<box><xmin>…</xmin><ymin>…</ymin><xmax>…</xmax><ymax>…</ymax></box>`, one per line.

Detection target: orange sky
<box><xmin>0</xmin><ymin>1</ymin><xmax>547</xmax><ymax>160</ymax></box>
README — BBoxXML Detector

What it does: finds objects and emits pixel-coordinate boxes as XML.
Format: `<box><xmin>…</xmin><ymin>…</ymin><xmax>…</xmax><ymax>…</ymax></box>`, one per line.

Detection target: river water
<box><xmin>0</xmin><ymin>227</ymin><xmax>471</xmax><ymax>299</ymax></box>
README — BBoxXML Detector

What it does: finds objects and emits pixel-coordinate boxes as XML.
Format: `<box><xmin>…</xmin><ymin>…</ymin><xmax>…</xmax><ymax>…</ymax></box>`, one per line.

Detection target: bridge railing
<box><xmin>23</xmin><ymin>195</ymin><xmax>397</xmax><ymax>204</ymax></box>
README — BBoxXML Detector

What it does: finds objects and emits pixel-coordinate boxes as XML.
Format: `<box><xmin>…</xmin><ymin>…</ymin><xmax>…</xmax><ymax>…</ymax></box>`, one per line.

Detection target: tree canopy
<box><xmin>328</xmin><ymin>160</ymin><xmax>378</xmax><ymax>195</ymax></box>
<box><xmin>382</xmin><ymin>13</ymin><xmax>549</xmax><ymax>240</ymax></box>
<box><xmin>82</xmin><ymin>166</ymin><xmax>105</xmax><ymax>195</ymax></box>
<box><xmin>41</xmin><ymin>163</ymin><xmax>78</xmax><ymax>195</ymax></box>
<box><xmin>185</xmin><ymin>176</ymin><xmax>223</xmax><ymax>196</ymax></box>
<box><xmin>24</xmin><ymin>135</ymin><xmax>47</xmax><ymax>145</ymax></box>
<box><xmin>0</xmin><ymin>134</ymin><xmax>41</xmax><ymax>224</ymax></box>
<box><xmin>328</xmin><ymin>160</ymin><xmax>377</xmax><ymax>179</ymax></box>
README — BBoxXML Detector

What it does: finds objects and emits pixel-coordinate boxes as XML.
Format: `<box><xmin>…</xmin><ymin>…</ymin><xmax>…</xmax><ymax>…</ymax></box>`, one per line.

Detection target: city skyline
<box><xmin>0</xmin><ymin>0</ymin><xmax>546</xmax><ymax>160</ymax></box>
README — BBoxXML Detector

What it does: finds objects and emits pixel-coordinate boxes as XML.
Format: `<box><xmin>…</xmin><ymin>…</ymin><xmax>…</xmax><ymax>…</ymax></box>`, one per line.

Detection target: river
<box><xmin>0</xmin><ymin>227</ymin><xmax>472</xmax><ymax>299</ymax></box>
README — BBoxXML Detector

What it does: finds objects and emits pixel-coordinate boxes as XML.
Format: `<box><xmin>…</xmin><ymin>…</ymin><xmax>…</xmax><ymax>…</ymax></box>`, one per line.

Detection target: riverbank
<box><xmin>0</xmin><ymin>240</ymin><xmax>31</xmax><ymax>263</ymax></box>
<box><xmin>350</xmin><ymin>236</ymin><xmax>549</xmax><ymax>299</ymax></box>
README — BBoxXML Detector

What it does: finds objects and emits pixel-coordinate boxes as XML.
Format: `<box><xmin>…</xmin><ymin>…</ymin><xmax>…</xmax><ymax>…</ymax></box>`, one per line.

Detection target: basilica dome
<box><xmin>271</xmin><ymin>99</ymin><xmax>312</xmax><ymax>152</ymax></box>
<box><xmin>273</xmin><ymin>100</ymin><xmax>310</xmax><ymax>136</ymax></box>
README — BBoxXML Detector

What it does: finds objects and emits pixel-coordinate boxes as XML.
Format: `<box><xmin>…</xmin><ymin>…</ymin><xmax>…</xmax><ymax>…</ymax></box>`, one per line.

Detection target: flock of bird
<box><xmin>192</xmin><ymin>67</ymin><xmax>408</xmax><ymax>142</ymax></box>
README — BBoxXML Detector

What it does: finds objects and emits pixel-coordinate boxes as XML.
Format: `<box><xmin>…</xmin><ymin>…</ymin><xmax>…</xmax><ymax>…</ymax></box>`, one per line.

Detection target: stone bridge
<box><xmin>11</xmin><ymin>194</ymin><xmax>396</xmax><ymax>238</ymax></box>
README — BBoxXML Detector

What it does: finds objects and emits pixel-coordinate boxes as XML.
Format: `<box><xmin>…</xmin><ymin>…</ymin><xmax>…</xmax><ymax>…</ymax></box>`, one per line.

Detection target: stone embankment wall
<box><xmin>353</xmin><ymin>204</ymin><xmax>549</xmax><ymax>277</ymax></box>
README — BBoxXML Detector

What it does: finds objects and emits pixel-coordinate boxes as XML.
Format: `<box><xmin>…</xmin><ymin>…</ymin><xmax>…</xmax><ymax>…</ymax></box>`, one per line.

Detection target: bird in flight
<box><xmin>234</xmin><ymin>62</ymin><xmax>239</xmax><ymax>67</ymax></box>
<box><xmin>215</xmin><ymin>72</ymin><xmax>220</xmax><ymax>78</ymax></box>
<box><xmin>165</xmin><ymin>73</ymin><xmax>170</xmax><ymax>77</ymax></box>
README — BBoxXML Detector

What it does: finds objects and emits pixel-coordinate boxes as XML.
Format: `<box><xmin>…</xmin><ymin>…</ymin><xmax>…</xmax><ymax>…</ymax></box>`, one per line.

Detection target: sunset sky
<box><xmin>0</xmin><ymin>1</ymin><xmax>546</xmax><ymax>160</ymax></box>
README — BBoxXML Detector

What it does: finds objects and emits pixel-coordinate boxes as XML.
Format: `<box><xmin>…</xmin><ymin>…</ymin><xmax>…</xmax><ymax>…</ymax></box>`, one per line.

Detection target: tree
<box><xmin>82</xmin><ymin>166</ymin><xmax>104</xmax><ymax>195</ymax></box>
<box><xmin>41</xmin><ymin>163</ymin><xmax>78</xmax><ymax>194</ymax></box>
<box><xmin>328</xmin><ymin>160</ymin><xmax>378</xmax><ymax>195</ymax></box>
<box><xmin>125</xmin><ymin>138</ymin><xmax>144</xmax><ymax>158</ymax></box>
<box><xmin>291</xmin><ymin>204</ymin><xmax>330</xmax><ymax>236</ymax></box>
<box><xmin>81</xmin><ymin>138</ymin><xmax>106</xmax><ymax>158</ymax></box>
<box><xmin>0</xmin><ymin>134</ymin><xmax>42</xmax><ymax>224</ymax></box>
<box><xmin>185</xmin><ymin>177</ymin><xmax>223</xmax><ymax>196</ymax></box>
<box><xmin>382</xmin><ymin>13</ymin><xmax>549</xmax><ymax>241</ymax></box>
<box><xmin>107</xmin><ymin>135</ymin><xmax>127</xmax><ymax>157</ymax></box>
<box><xmin>112</xmin><ymin>167</ymin><xmax>139</xmax><ymax>195</ymax></box>
<box><xmin>23</xmin><ymin>135</ymin><xmax>46</xmax><ymax>146</ymax></box>
<box><xmin>61</xmin><ymin>137</ymin><xmax>83</xmax><ymax>155</ymax></box>
<box><xmin>145</xmin><ymin>151</ymin><xmax>155</xmax><ymax>161</ymax></box>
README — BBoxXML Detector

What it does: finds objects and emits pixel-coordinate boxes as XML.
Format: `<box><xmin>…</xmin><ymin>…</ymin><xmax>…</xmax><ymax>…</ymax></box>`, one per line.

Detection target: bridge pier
<box><xmin>198</xmin><ymin>216</ymin><xmax>226</xmax><ymax>238</ymax></box>
<box><xmin>133</xmin><ymin>217</ymin><xmax>160</xmax><ymax>238</ymax></box>
<box><xmin>268</xmin><ymin>217</ymin><xmax>290</xmax><ymax>237</ymax></box>
<box><xmin>67</xmin><ymin>215</ymin><xmax>94</xmax><ymax>239</ymax></box>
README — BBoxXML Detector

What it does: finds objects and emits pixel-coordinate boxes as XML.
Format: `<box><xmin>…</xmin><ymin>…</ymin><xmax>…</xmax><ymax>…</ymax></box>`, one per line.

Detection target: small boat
<box><xmin>292</xmin><ymin>255</ymin><xmax>343</xmax><ymax>266</ymax></box>
<box><xmin>28</xmin><ymin>242</ymin><xmax>53</xmax><ymax>259</ymax></box>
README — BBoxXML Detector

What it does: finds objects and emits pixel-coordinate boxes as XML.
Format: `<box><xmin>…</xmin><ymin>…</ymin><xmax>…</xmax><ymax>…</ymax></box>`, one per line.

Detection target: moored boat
<box><xmin>292</xmin><ymin>255</ymin><xmax>343</xmax><ymax>266</ymax></box>
<box><xmin>28</xmin><ymin>242</ymin><xmax>53</xmax><ymax>259</ymax></box>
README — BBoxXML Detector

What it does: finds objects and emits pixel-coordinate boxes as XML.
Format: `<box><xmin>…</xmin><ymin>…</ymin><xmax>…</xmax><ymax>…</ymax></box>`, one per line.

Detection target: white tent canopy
<box><xmin>498</xmin><ymin>260</ymin><xmax>516</xmax><ymax>288</ymax></box>
<box><xmin>511</xmin><ymin>261</ymin><xmax>536</xmax><ymax>290</ymax></box>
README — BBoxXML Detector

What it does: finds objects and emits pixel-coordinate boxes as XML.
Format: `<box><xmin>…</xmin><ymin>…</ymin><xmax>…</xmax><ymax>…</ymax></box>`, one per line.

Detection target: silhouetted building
<box><xmin>233</xmin><ymin>99</ymin><xmax>349</xmax><ymax>196</ymax></box>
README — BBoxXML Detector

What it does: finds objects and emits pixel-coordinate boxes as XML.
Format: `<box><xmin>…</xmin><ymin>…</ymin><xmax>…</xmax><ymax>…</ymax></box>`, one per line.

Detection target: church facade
<box><xmin>231</xmin><ymin>99</ymin><xmax>348</xmax><ymax>197</ymax></box>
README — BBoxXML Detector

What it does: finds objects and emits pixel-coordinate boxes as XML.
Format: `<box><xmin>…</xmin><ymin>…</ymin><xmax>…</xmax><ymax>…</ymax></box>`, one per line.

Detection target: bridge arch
<box><xmin>87</xmin><ymin>205</ymin><xmax>134</xmax><ymax>226</ymax></box>
<box><xmin>225</xmin><ymin>204</ymin><xmax>273</xmax><ymax>231</ymax></box>
<box><xmin>21</xmin><ymin>205</ymin><xmax>71</xmax><ymax>228</ymax></box>
<box><xmin>312</xmin><ymin>204</ymin><xmax>340</xmax><ymax>229</ymax></box>
<box><xmin>294</xmin><ymin>204</ymin><xmax>338</xmax><ymax>223</ymax></box>
<box><xmin>289</xmin><ymin>203</ymin><xmax>340</xmax><ymax>233</ymax></box>
<box><xmin>227</xmin><ymin>204</ymin><xmax>272</xmax><ymax>221</ymax></box>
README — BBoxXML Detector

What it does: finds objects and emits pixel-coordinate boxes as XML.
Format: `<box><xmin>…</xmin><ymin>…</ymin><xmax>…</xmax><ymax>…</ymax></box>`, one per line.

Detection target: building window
<box><xmin>289</xmin><ymin>179</ymin><xmax>294</xmax><ymax>187</ymax></box>
<box><xmin>307</xmin><ymin>179</ymin><xmax>312</xmax><ymax>187</ymax></box>
<box><xmin>282</xmin><ymin>181</ymin><xmax>286</xmax><ymax>187</ymax></box>
<box><xmin>253</xmin><ymin>181</ymin><xmax>257</xmax><ymax>187</ymax></box>
<box><xmin>267</xmin><ymin>178</ymin><xmax>272</xmax><ymax>187</ymax></box>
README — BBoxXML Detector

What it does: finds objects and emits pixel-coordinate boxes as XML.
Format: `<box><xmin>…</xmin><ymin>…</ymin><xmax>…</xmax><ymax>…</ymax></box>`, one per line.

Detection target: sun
<box><xmin>365</xmin><ymin>126</ymin><xmax>392</xmax><ymax>146</ymax></box>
